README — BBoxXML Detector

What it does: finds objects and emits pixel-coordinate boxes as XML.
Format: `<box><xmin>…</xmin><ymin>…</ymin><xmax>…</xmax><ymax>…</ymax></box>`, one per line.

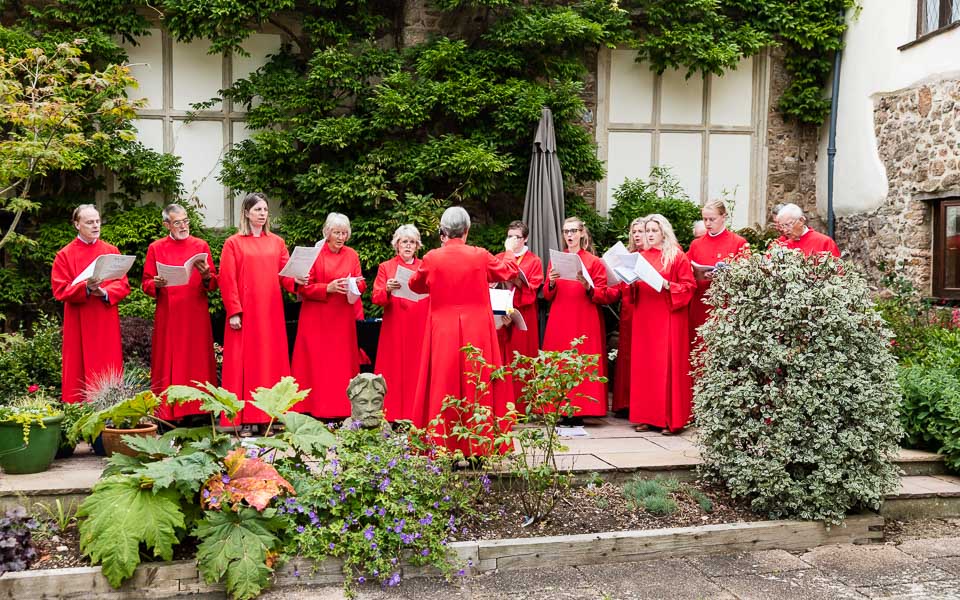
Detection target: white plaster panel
<box><xmin>710</xmin><ymin>56</ymin><xmax>753</xmax><ymax>127</ymax></box>
<box><xmin>708</xmin><ymin>134</ymin><xmax>753</xmax><ymax>229</ymax></box>
<box><xmin>659</xmin><ymin>132</ymin><xmax>703</xmax><ymax>204</ymax></box>
<box><xmin>122</xmin><ymin>30</ymin><xmax>163</xmax><ymax>109</ymax></box>
<box><xmin>233</xmin><ymin>34</ymin><xmax>283</xmax><ymax>83</ymax></box>
<box><xmin>660</xmin><ymin>69</ymin><xmax>703</xmax><ymax>125</ymax></box>
<box><xmin>132</xmin><ymin>118</ymin><xmax>164</xmax><ymax>153</ymax></box>
<box><xmin>172</xmin><ymin>120</ymin><xmax>226</xmax><ymax>227</ymax></box>
<box><xmin>609</xmin><ymin>49</ymin><xmax>654</xmax><ymax>124</ymax></box>
<box><xmin>606</xmin><ymin>132</ymin><xmax>652</xmax><ymax>207</ymax></box>
<box><xmin>171</xmin><ymin>38</ymin><xmax>223</xmax><ymax>111</ymax></box>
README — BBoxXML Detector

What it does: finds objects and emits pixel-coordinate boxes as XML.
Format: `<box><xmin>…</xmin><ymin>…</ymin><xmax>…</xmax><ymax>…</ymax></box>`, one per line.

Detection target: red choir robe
<box><xmin>629</xmin><ymin>248</ymin><xmax>696</xmax><ymax>432</ymax></box>
<box><xmin>408</xmin><ymin>238</ymin><xmax>518</xmax><ymax>456</ymax></box>
<box><xmin>494</xmin><ymin>249</ymin><xmax>544</xmax><ymax>406</ymax></box>
<box><xmin>611</xmin><ymin>281</ymin><xmax>634</xmax><ymax>413</ymax></box>
<box><xmin>291</xmin><ymin>244</ymin><xmax>366</xmax><ymax>418</ymax></box>
<box><xmin>686</xmin><ymin>229</ymin><xmax>749</xmax><ymax>344</ymax></box>
<box><xmin>776</xmin><ymin>228</ymin><xmax>840</xmax><ymax>257</ymax></box>
<box><xmin>51</xmin><ymin>238</ymin><xmax>131</xmax><ymax>404</ymax></box>
<box><xmin>142</xmin><ymin>235</ymin><xmax>219</xmax><ymax>420</ymax></box>
<box><xmin>219</xmin><ymin>232</ymin><xmax>295</xmax><ymax>425</ymax></box>
<box><xmin>372</xmin><ymin>255</ymin><xmax>430</xmax><ymax>422</ymax></box>
<box><xmin>541</xmin><ymin>249</ymin><xmax>612</xmax><ymax>418</ymax></box>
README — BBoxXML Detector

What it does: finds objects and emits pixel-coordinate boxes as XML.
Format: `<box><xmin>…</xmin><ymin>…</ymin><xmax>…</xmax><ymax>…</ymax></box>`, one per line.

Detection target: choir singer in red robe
<box><xmin>629</xmin><ymin>214</ymin><xmax>696</xmax><ymax>434</ymax></box>
<box><xmin>494</xmin><ymin>220</ymin><xmax>544</xmax><ymax>407</ymax></box>
<box><xmin>408</xmin><ymin>206</ymin><xmax>520</xmax><ymax>456</ymax></box>
<box><xmin>542</xmin><ymin>216</ymin><xmax>615</xmax><ymax>423</ymax></box>
<box><xmin>291</xmin><ymin>212</ymin><xmax>366</xmax><ymax>419</ymax></box>
<box><xmin>686</xmin><ymin>199</ymin><xmax>749</xmax><ymax>345</ymax></box>
<box><xmin>52</xmin><ymin>204</ymin><xmax>131</xmax><ymax>404</ymax></box>
<box><xmin>612</xmin><ymin>217</ymin><xmax>647</xmax><ymax>416</ymax></box>
<box><xmin>774</xmin><ymin>203</ymin><xmax>841</xmax><ymax>257</ymax></box>
<box><xmin>220</xmin><ymin>193</ymin><xmax>300</xmax><ymax>433</ymax></box>
<box><xmin>142</xmin><ymin>204</ymin><xmax>218</xmax><ymax>421</ymax></box>
<box><xmin>373</xmin><ymin>224</ymin><xmax>430</xmax><ymax>422</ymax></box>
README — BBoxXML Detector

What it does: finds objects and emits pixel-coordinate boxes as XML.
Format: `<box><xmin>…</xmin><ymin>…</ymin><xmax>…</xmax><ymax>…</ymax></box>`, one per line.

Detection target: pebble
<box><xmin>57</xmin><ymin>545</ymin><xmax>69</xmax><ymax>552</ymax></box>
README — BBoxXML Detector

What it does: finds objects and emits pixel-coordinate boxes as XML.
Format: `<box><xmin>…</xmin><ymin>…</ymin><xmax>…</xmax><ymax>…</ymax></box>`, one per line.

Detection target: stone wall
<box><xmin>834</xmin><ymin>77</ymin><xmax>960</xmax><ymax>294</ymax></box>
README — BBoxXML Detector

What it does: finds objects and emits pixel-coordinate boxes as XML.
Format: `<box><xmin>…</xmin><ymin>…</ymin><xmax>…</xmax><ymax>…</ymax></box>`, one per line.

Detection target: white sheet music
<box><xmin>156</xmin><ymin>253</ymin><xmax>208</xmax><ymax>287</ymax></box>
<box><xmin>490</xmin><ymin>288</ymin><xmax>515</xmax><ymax>314</ymax></box>
<box><xmin>346</xmin><ymin>275</ymin><xmax>362</xmax><ymax>304</ymax></box>
<box><xmin>636</xmin><ymin>253</ymin><xmax>666</xmax><ymax>293</ymax></box>
<box><xmin>71</xmin><ymin>254</ymin><xmax>136</xmax><ymax>287</ymax></box>
<box><xmin>279</xmin><ymin>246</ymin><xmax>321</xmax><ymax>279</ymax></box>
<box><xmin>549</xmin><ymin>249</ymin><xmax>594</xmax><ymax>288</ymax></box>
<box><xmin>392</xmin><ymin>266</ymin><xmax>427</xmax><ymax>302</ymax></box>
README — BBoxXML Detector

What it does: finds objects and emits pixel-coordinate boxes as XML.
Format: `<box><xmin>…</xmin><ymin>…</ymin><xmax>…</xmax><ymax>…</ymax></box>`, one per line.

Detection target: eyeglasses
<box><xmin>777</xmin><ymin>219</ymin><xmax>800</xmax><ymax>230</ymax></box>
<box><xmin>562</xmin><ymin>228</ymin><xmax>583</xmax><ymax>234</ymax></box>
<box><xmin>170</xmin><ymin>218</ymin><xmax>190</xmax><ymax>228</ymax></box>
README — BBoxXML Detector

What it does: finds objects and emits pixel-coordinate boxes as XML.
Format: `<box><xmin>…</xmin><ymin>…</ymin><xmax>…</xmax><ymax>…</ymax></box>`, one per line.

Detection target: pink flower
<box><xmin>28</xmin><ymin>384</ymin><xmax>40</xmax><ymax>393</ymax></box>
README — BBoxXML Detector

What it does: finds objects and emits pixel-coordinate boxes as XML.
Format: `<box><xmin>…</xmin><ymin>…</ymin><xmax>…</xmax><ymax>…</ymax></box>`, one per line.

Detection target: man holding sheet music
<box><xmin>142</xmin><ymin>204</ymin><xmax>218</xmax><ymax>420</ymax></box>
<box><xmin>51</xmin><ymin>204</ymin><xmax>132</xmax><ymax>403</ymax></box>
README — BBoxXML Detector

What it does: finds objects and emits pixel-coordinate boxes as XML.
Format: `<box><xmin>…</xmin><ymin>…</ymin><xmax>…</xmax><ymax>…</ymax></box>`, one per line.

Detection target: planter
<box><xmin>101</xmin><ymin>423</ymin><xmax>158</xmax><ymax>457</ymax></box>
<box><xmin>0</xmin><ymin>415</ymin><xmax>64</xmax><ymax>474</ymax></box>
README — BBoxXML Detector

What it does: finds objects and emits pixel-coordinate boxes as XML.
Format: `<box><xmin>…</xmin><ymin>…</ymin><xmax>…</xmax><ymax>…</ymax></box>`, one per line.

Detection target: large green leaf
<box><xmin>121</xmin><ymin>435</ymin><xmax>177</xmax><ymax>458</ymax></box>
<box><xmin>72</xmin><ymin>390</ymin><xmax>160</xmax><ymax>443</ymax></box>
<box><xmin>249</xmin><ymin>376</ymin><xmax>310</xmax><ymax>420</ymax></box>
<box><xmin>279</xmin><ymin>412</ymin><xmax>335</xmax><ymax>457</ymax></box>
<box><xmin>101</xmin><ymin>452</ymin><xmax>146</xmax><ymax>477</ymax></box>
<box><xmin>160</xmin><ymin>426</ymin><xmax>216</xmax><ymax>444</ymax></box>
<box><xmin>193</xmin><ymin>508</ymin><xmax>284</xmax><ymax>600</ymax></box>
<box><xmin>164</xmin><ymin>383</ymin><xmax>244</xmax><ymax>421</ymax></box>
<box><xmin>77</xmin><ymin>475</ymin><xmax>185</xmax><ymax>588</ymax></box>
<box><xmin>138</xmin><ymin>452</ymin><xmax>220</xmax><ymax>496</ymax></box>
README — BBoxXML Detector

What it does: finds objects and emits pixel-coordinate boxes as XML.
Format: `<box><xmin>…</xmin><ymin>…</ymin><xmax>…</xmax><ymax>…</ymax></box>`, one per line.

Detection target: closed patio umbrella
<box><xmin>522</xmin><ymin>107</ymin><xmax>565</xmax><ymax>267</ymax></box>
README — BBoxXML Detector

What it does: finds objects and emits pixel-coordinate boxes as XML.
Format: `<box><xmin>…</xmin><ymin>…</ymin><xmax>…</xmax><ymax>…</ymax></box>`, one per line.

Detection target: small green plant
<box><xmin>683</xmin><ymin>485</ymin><xmax>714</xmax><ymax>513</ymax></box>
<box><xmin>81</xmin><ymin>367</ymin><xmax>150</xmax><ymax>413</ymax></box>
<box><xmin>0</xmin><ymin>389</ymin><xmax>61</xmax><ymax>445</ymax></box>
<box><xmin>33</xmin><ymin>498</ymin><xmax>79</xmax><ymax>532</ymax></box>
<box><xmin>623</xmin><ymin>476</ymin><xmax>681</xmax><ymax>516</ymax></box>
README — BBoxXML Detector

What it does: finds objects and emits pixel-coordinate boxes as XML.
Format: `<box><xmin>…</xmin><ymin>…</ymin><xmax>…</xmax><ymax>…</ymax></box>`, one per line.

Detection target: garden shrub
<box><xmin>607</xmin><ymin>166</ymin><xmax>702</xmax><ymax>248</ymax></box>
<box><xmin>0</xmin><ymin>313</ymin><xmax>62</xmax><ymax>401</ymax></box>
<box><xmin>694</xmin><ymin>247</ymin><xmax>903</xmax><ymax>523</ymax></box>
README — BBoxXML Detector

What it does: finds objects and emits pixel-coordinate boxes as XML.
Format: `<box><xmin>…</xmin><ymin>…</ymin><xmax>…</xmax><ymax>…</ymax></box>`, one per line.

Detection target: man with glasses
<box><xmin>142</xmin><ymin>204</ymin><xmax>219</xmax><ymax>422</ymax></box>
<box><xmin>774</xmin><ymin>203</ymin><xmax>840</xmax><ymax>258</ymax></box>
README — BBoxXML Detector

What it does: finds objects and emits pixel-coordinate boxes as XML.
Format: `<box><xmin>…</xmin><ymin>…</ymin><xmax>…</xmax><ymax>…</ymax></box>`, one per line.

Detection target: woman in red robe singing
<box><xmin>408</xmin><ymin>206</ymin><xmax>520</xmax><ymax>456</ymax></box>
<box><xmin>219</xmin><ymin>193</ymin><xmax>300</xmax><ymax>431</ymax></box>
<box><xmin>291</xmin><ymin>212</ymin><xmax>366</xmax><ymax>419</ymax></box>
<box><xmin>494</xmin><ymin>220</ymin><xmax>544</xmax><ymax>407</ymax></box>
<box><xmin>611</xmin><ymin>217</ymin><xmax>647</xmax><ymax>416</ymax></box>
<box><xmin>142</xmin><ymin>203</ymin><xmax>218</xmax><ymax>421</ymax></box>
<box><xmin>542</xmin><ymin>216</ymin><xmax>614</xmax><ymax>422</ymax></box>
<box><xmin>51</xmin><ymin>204</ymin><xmax>131</xmax><ymax>404</ymax></box>
<box><xmin>373</xmin><ymin>224</ymin><xmax>430</xmax><ymax>423</ymax></box>
<box><xmin>686</xmin><ymin>199</ymin><xmax>749</xmax><ymax>346</ymax></box>
<box><xmin>629</xmin><ymin>214</ymin><xmax>696</xmax><ymax>434</ymax></box>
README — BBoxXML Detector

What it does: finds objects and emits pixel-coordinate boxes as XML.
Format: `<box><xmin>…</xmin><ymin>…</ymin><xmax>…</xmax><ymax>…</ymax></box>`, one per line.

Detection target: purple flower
<box><xmin>202</xmin><ymin>490</ymin><xmax>210</xmax><ymax>498</ymax></box>
<box><xmin>363</xmin><ymin>526</ymin><xmax>375</xmax><ymax>541</ymax></box>
<box><xmin>378</xmin><ymin>507</ymin><xmax>386</xmax><ymax>517</ymax></box>
<box><xmin>400</xmin><ymin>533</ymin><xmax>413</xmax><ymax>544</ymax></box>
<box><xmin>329</xmin><ymin>498</ymin><xmax>338</xmax><ymax>507</ymax></box>
<box><xmin>294</xmin><ymin>567</ymin><xmax>300</xmax><ymax>578</ymax></box>
<box><xmin>457</xmin><ymin>568</ymin><xmax>466</xmax><ymax>576</ymax></box>
<box><xmin>365</xmin><ymin>508</ymin><xmax>374</xmax><ymax>517</ymax></box>
<box><xmin>372</xmin><ymin>455</ymin><xmax>380</xmax><ymax>462</ymax></box>
<box><xmin>329</xmin><ymin>542</ymin><xmax>335</xmax><ymax>550</ymax></box>
<box><xmin>296</xmin><ymin>525</ymin><xmax>305</xmax><ymax>533</ymax></box>
<box><xmin>387</xmin><ymin>572</ymin><xmax>401</xmax><ymax>587</ymax></box>
<box><xmin>419</xmin><ymin>514</ymin><xmax>433</xmax><ymax>526</ymax></box>
<box><xmin>421</xmin><ymin>548</ymin><xmax>430</xmax><ymax>556</ymax></box>
<box><xmin>387</xmin><ymin>458</ymin><xmax>398</xmax><ymax>468</ymax></box>
<box><xmin>358</xmin><ymin>576</ymin><xmax>366</xmax><ymax>584</ymax></box>
<box><xmin>378</xmin><ymin>478</ymin><xmax>391</xmax><ymax>492</ymax></box>
<box><xmin>370</xmin><ymin>542</ymin><xmax>378</xmax><ymax>550</ymax></box>
<box><xmin>221</xmin><ymin>474</ymin><xmax>231</xmax><ymax>484</ymax></box>
<box><xmin>308</xmin><ymin>511</ymin><xmax>316</xmax><ymax>519</ymax></box>
<box><xmin>480</xmin><ymin>474</ymin><xmax>492</xmax><ymax>493</ymax></box>
<box><xmin>432</xmin><ymin>501</ymin><xmax>439</xmax><ymax>509</ymax></box>
<box><xmin>348</xmin><ymin>487</ymin><xmax>356</xmax><ymax>494</ymax></box>
<box><xmin>286</xmin><ymin>498</ymin><xmax>296</xmax><ymax>505</ymax></box>
<box><xmin>333</xmin><ymin>484</ymin><xmax>341</xmax><ymax>492</ymax></box>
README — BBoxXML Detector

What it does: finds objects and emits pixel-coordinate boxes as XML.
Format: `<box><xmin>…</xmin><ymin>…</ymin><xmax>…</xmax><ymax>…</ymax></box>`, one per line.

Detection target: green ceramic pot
<box><xmin>0</xmin><ymin>415</ymin><xmax>64</xmax><ymax>474</ymax></box>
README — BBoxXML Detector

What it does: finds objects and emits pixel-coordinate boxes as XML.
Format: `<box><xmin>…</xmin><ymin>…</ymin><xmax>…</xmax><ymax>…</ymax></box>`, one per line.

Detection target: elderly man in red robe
<box><xmin>774</xmin><ymin>203</ymin><xmax>841</xmax><ymax>257</ymax></box>
<box><xmin>408</xmin><ymin>206</ymin><xmax>521</xmax><ymax>457</ymax></box>
<box><xmin>51</xmin><ymin>204</ymin><xmax>131</xmax><ymax>403</ymax></box>
<box><xmin>142</xmin><ymin>204</ymin><xmax>218</xmax><ymax>421</ymax></box>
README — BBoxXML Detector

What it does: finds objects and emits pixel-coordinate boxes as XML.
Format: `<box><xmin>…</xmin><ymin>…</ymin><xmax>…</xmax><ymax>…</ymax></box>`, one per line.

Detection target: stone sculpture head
<box><xmin>346</xmin><ymin>373</ymin><xmax>387</xmax><ymax>429</ymax></box>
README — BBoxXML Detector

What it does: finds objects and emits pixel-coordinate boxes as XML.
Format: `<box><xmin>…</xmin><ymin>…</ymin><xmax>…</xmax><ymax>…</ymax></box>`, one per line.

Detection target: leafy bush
<box><xmin>608</xmin><ymin>166</ymin><xmax>702</xmax><ymax>248</ymax></box>
<box><xmin>0</xmin><ymin>506</ymin><xmax>39</xmax><ymax>574</ymax></box>
<box><xmin>120</xmin><ymin>316</ymin><xmax>153</xmax><ymax>367</ymax></box>
<box><xmin>280</xmin><ymin>424</ymin><xmax>476</xmax><ymax>595</ymax></box>
<box><xmin>875</xmin><ymin>260</ymin><xmax>956</xmax><ymax>363</ymax></box>
<box><xmin>0</xmin><ymin>314</ymin><xmax>62</xmax><ymax>401</ymax></box>
<box><xmin>694</xmin><ymin>248</ymin><xmax>903</xmax><ymax>523</ymax></box>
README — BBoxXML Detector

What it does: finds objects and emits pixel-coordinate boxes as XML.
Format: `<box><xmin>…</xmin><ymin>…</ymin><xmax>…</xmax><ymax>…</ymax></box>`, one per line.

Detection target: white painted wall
<box><xmin>816</xmin><ymin>0</ymin><xmax>960</xmax><ymax>216</ymax></box>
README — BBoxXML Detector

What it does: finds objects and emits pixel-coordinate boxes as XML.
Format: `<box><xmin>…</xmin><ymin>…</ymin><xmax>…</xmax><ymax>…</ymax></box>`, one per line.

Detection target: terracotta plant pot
<box><xmin>101</xmin><ymin>422</ymin><xmax>158</xmax><ymax>457</ymax></box>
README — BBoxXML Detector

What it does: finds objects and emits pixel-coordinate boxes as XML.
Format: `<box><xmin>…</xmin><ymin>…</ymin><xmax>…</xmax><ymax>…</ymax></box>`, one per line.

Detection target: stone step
<box><xmin>882</xmin><ymin>475</ymin><xmax>960</xmax><ymax>520</ymax></box>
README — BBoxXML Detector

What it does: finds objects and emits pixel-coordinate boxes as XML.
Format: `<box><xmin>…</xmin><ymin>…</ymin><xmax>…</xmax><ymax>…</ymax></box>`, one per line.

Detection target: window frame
<box><xmin>931</xmin><ymin>197</ymin><xmax>960</xmax><ymax>299</ymax></box>
<box><xmin>917</xmin><ymin>0</ymin><xmax>960</xmax><ymax>38</ymax></box>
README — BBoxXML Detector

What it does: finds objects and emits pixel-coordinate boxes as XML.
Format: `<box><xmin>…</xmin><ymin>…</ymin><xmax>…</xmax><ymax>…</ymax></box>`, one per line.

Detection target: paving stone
<box><xmin>897</xmin><ymin>537</ymin><xmax>960</xmax><ymax>558</ymax></box>
<box><xmin>594</xmin><ymin>450</ymin><xmax>702</xmax><ymax>470</ymax></box>
<box><xmin>930</xmin><ymin>557</ymin><xmax>960</xmax><ymax>577</ymax></box>
<box><xmin>713</xmin><ymin>569</ymin><xmax>866</xmax><ymax>600</ymax></box>
<box><xmin>801</xmin><ymin>544</ymin><xmax>953</xmax><ymax>587</ymax></box>
<box><xmin>552</xmin><ymin>453</ymin><xmax>618</xmax><ymax>472</ymax></box>
<box><xmin>893</xmin><ymin>476</ymin><xmax>960</xmax><ymax>498</ymax></box>
<box><xmin>577</xmin><ymin>559</ymin><xmax>737</xmax><ymax>599</ymax></box>
<box><xmin>855</xmin><ymin>578</ymin><xmax>960</xmax><ymax>599</ymax></box>
<box><xmin>684</xmin><ymin>549</ymin><xmax>812</xmax><ymax>577</ymax></box>
<box><xmin>470</xmin><ymin>565</ymin><xmax>590</xmax><ymax>594</ymax></box>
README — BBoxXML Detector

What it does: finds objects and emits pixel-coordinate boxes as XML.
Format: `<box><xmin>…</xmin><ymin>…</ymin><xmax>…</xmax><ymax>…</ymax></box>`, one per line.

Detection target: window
<box><xmin>119</xmin><ymin>29</ymin><xmax>282</xmax><ymax>227</ymax></box>
<box><xmin>932</xmin><ymin>198</ymin><xmax>960</xmax><ymax>299</ymax></box>
<box><xmin>596</xmin><ymin>49</ymin><xmax>768</xmax><ymax>230</ymax></box>
<box><xmin>919</xmin><ymin>0</ymin><xmax>960</xmax><ymax>36</ymax></box>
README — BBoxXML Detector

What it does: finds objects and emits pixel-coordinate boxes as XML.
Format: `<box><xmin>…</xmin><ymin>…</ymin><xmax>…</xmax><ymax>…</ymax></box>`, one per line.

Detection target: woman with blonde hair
<box><xmin>629</xmin><ymin>214</ymin><xmax>696</xmax><ymax>434</ymax></box>
<box><xmin>291</xmin><ymin>212</ymin><xmax>366</xmax><ymax>419</ymax></box>
<box><xmin>611</xmin><ymin>217</ymin><xmax>647</xmax><ymax>416</ymax></box>
<box><xmin>372</xmin><ymin>224</ymin><xmax>430</xmax><ymax>422</ymax></box>
<box><xmin>541</xmin><ymin>216</ymin><xmax>615</xmax><ymax>422</ymax></box>
<box><xmin>686</xmin><ymin>199</ymin><xmax>749</xmax><ymax>345</ymax></box>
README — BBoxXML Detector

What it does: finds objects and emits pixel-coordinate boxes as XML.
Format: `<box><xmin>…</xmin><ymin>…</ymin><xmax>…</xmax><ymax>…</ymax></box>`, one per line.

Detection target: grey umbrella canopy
<box><xmin>522</xmin><ymin>107</ymin><xmax>565</xmax><ymax>265</ymax></box>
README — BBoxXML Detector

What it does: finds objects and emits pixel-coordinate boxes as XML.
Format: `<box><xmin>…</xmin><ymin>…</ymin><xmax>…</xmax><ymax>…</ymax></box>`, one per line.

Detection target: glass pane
<box><xmin>659</xmin><ymin>132</ymin><xmax>703</xmax><ymax>204</ymax></box>
<box><xmin>952</xmin><ymin>0</ymin><xmax>959</xmax><ymax>23</ymax></box>
<box><xmin>946</xmin><ymin>205</ymin><xmax>960</xmax><ymax>289</ymax></box>
<box><xmin>609</xmin><ymin>50</ymin><xmax>654</xmax><ymax>124</ymax></box>
<box><xmin>172</xmin><ymin>120</ymin><xmax>226</xmax><ymax>227</ymax></box>
<box><xmin>660</xmin><ymin>68</ymin><xmax>703</xmax><ymax>125</ymax></box>
<box><xmin>121</xmin><ymin>30</ymin><xmax>163</xmax><ymax>109</ymax></box>
<box><xmin>707</xmin><ymin>134</ymin><xmax>752</xmax><ymax>229</ymax></box>
<box><xmin>709</xmin><ymin>56</ymin><xmax>753</xmax><ymax>127</ymax></box>
<box><xmin>924</xmin><ymin>0</ymin><xmax>941</xmax><ymax>33</ymax></box>
<box><xmin>172</xmin><ymin>38</ymin><xmax>223</xmax><ymax>111</ymax></box>
<box><xmin>606</xmin><ymin>132</ymin><xmax>652</xmax><ymax>209</ymax></box>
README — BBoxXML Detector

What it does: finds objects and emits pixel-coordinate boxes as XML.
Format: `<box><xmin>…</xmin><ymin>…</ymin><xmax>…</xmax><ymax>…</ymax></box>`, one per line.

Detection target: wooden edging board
<box><xmin>0</xmin><ymin>513</ymin><xmax>883</xmax><ymax>599</ymax></box>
